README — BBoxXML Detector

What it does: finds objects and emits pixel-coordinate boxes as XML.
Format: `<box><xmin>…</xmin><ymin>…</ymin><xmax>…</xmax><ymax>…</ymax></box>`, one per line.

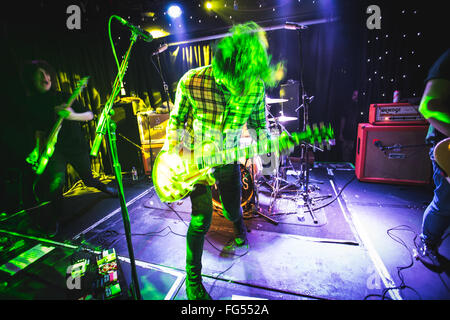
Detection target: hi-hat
<box><xmin>266</xmin><ymin>97</ymin><xmax>288</xmax><ymax>104</ymax></box>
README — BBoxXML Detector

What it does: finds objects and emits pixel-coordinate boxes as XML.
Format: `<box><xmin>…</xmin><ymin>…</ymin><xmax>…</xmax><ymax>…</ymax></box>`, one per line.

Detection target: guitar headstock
<box><xmin>306</xmin><ymin>122</ymin><xmax>335</xmax><ymax>150</ymax></box>
<box><xmin>291</xmin><ymin>122</ymin><xmax>334</xmax><ymax>150</ymax></box>
<box><xmin>279</xmin><ymin>123</ymin><xmax>334</xmax><ymax>153</ymax></box>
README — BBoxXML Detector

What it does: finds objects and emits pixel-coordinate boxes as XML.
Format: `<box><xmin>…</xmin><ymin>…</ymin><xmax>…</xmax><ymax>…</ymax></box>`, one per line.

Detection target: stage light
<box><xmin>206</xmin><ymin>2</ymin><xmax>213</xmax><ymax>10</ymax></box>
<box><xmin>146</xmin><ymin>28</ymin><xmax>170</xmax><ymax>39</ymax></box>
<box><xmin>167</xmin><ymin>5</ymin><xmax>182</xmax><ymax>18</ymax></box>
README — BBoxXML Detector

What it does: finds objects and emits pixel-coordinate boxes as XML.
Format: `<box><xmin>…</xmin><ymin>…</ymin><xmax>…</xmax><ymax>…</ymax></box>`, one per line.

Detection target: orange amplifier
<box><xmin>355</xmin><ymin>123</ymin><xmax>431</xmax><ymax>185</ymax></box>
<box><xmin>368</xmin><ymin>103</ymin><xmax>427</xmax><ymax>125</ymax></box>
<box><xmin>137</xmin><ymin>111</ymin><xmax>169</xmax><ymax>145</ymax></box>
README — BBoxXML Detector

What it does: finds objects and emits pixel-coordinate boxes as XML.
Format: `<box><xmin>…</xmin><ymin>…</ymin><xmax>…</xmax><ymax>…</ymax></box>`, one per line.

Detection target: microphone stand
<box><xmin>294</xmin><ymin>26</ymin><xmax>330</xmax><ymax>224</ymax></box>
<box><xmin>90</xmin><ymin>31</ymin><xmax>142</xmax><ymax>300</ymax></box>
<box><xmin>153</xmin><ymin>50</ymin><xmax>172</xmax><ymax>114</ymax></box>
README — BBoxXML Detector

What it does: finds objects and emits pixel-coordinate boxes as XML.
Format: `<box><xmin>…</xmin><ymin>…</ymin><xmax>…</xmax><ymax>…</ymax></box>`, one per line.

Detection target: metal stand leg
<box><xmin>249</xmin><ymin>159</ymin><xmax>279</xmax><ymax>225</ymax></box>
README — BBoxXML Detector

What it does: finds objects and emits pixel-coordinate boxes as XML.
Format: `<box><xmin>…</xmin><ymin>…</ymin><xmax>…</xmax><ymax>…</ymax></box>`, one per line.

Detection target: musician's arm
<box><xmin>55</xmin><ymin>99</ymin><xmax>94</xmax><ymax>122</ymax></box>
<box><xmin>65</xmin><ymin>109</ymin><xmax>94</xmax><ymax>122</ymax></box>
<box><xmin>419</xmin><ymin>78</ymin><xmax>450</xmax><ymax>137</ymax></box>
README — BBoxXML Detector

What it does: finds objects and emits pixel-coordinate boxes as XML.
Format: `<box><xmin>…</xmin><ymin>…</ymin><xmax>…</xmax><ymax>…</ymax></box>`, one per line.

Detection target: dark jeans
<box><xmin>421</xmin><ymin>147</ymin><xmax>450</xmax><ymax>247</ymax></box>
<box><xmin>186</xmin><ymin>163</ymin><xmax>244</xmax><ymax>283</ymax></box>
<box><xmin>27</xmin><ymin>149</ymin><xmax>109</xmax><ymax>225</ymax></box>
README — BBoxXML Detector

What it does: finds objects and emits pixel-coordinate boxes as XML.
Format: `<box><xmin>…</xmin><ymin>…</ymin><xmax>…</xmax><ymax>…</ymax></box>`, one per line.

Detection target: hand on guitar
<box><xmin>54</xmin><ymin>103</ymin><xmax>73</xmax><ymax>119</ymax></box>
<box><xmin>26</xmin><ymin>146</ymin><xmax>39</xmax><ymax>167</ymax></box>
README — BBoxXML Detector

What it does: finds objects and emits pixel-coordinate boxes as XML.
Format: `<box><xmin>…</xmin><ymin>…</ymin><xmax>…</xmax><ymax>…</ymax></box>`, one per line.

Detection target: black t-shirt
<box><xmin>24</xmin><ymin>90</ymin><xmax>89</xmax><ymax>154</ymax></box>
<box><xmin>341</xmin><ymin>100</ymin><xmax>360</xmax><ymax>140</ymax></box>
<box><xmin>424</xmin><ymin>48</ymin><xmax>450</xmax><ymax>144</ymax></box>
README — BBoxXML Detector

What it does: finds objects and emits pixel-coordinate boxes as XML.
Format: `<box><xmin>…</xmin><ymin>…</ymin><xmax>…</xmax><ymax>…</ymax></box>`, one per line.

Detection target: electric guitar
<box><xmin>152</xmin><ymin>123</ymin><xmax>335</xmax><ymax>203</ymax></box>
<box><xmin>26</xmin><ymin>76</ymin><xmax>90</xmax><ymax>176</ymax></box>
<box><xmin>433</xmin><ymin>137</ymin><xmax>450</xmax><ymax>184</ymax></box>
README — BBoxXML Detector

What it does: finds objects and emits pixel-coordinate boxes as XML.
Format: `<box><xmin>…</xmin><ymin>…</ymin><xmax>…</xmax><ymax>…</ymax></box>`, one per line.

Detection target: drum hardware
<box><xmin>263</xmin><ymin>107</ymin><xmax>302</xmax><ymax>216</ymax></box>
<box><xmin>246</xmin><ymin>158</ymin><xmax>279</xmax><ymax>225</ymax></box>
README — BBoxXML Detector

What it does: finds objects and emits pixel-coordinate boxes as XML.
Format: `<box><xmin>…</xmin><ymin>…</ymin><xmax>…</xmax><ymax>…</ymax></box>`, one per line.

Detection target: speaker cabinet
<box><xmin>113</xmin><ymin>103</ymin><xmax>142</xmax><ymax>173</ymax></box>
<box><xmin>137</xmin><ymin>112</ymin><xmax>169</xmax><ymax>145</ymax></box>
<box><xmin>355</xmin><ymin>123</ymin><xmax>432</xmax><ymax>185</ymax></box>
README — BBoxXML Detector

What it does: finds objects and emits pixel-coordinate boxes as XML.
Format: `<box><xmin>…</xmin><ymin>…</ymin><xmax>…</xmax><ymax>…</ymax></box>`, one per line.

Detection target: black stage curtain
<box><xmin>2</xmin><ymin>1</ymin><xmax>447</xmax><ymax>178</ymax></box>
<box><xmin>0</xmin><ymin>15</ymin><xmax>351</xmax><ymax>181</ymax></box>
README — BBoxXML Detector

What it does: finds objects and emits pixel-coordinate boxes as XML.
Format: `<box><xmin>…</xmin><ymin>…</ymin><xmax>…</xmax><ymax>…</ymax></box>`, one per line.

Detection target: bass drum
<box><xmin>212</xmin><ymin>164</ymin><xmax>254</xmax><ymax>216</ymax></box>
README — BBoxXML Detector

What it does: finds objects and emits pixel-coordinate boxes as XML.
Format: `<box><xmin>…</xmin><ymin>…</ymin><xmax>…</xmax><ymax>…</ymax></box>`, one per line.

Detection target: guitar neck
<box><xmin>43</xmin><ymin>79</ymin><xmax>89</xmax><ymax>148</ymax></box>
<box><xmin>198</xmin><ymin>130</ymin><xmax>314</xmax><ymax>168</ymax></box>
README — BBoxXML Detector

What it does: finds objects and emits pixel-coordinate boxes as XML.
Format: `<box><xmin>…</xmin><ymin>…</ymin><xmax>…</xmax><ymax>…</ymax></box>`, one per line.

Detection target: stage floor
<box><xmin>1</xmin><ymin>162</ymin><xmax>449</xmax><ymax>300</ymax></box>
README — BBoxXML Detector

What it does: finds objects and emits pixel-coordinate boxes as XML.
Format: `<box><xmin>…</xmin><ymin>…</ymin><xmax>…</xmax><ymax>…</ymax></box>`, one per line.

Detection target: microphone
<box><xmin>152</xmin><ymin>43</ymin><xmax>169</xmax><ymax>56</ymax></box>
<box><xmin>285</xmin><ymin>21</ymin><xmax>309</xmax><ymax>30</ymax></box>
<box><xmin>114</xmin><ymin>16</ymin><xmax>153</xmax><ymax>42</ymax></box>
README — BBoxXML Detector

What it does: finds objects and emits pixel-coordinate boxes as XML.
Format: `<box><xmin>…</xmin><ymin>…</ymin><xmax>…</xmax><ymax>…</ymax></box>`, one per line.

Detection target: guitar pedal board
<box><xmin>69</xmin><ymin>248</ymin><xmax>125</xmax><ymax>300</ymax></box>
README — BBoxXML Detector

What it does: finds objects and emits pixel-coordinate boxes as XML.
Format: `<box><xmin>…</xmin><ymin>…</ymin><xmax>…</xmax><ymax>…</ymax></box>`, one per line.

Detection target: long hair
<box><xmin>212</xmin><ymin>21</ymin><xmax>279</xmax><ymax>94</ymax></box>
<box><xmin>20</xmin><ymin>60</ymin><xmax>57</xmax><ymax>95</ymax></box>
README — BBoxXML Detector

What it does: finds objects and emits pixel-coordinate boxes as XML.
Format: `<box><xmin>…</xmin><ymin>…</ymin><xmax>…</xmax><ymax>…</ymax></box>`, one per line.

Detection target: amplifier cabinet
<box><xmin>355</xmin><ymin>123</ymin><xmax>431</xmax><ymax>185</ymax></box>
<box><xmin>368</xmin><ymin>103</ymin><xmax>427</xmax><ymax>125</ymax></box>
<box><xmin>137</xmin><ymin>112</ymin><xmax>170</xmax><ymax>145</ymax></box>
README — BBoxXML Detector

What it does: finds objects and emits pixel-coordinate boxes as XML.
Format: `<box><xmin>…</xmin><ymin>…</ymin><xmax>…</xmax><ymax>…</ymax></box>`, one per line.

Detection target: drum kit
<box><xmin>213</xmin><ymin>95</ymin><xmax>328</xmax><ymax>224</ymax></box>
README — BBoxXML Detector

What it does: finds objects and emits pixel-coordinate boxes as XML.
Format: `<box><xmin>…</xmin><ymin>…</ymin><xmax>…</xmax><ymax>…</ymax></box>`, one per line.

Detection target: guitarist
<box><xmin>20</xmin><ymin>60</ymin><xmax>117</xmax><ymax>237</ymax></box>
<box><xmin>162</xmin><ymin>22</ymin><xmax>284</xmax><ymax>300</ymax></box>
<box><xmin>417</xmin><ymin>49</ymin><xmax>450</xmax><ymax>268</ymax></box>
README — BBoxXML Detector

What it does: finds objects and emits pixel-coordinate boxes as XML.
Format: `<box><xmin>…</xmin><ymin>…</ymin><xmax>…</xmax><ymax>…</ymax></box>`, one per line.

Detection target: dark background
<box><xmin>1</xmin><ymin>0</ymin><xmax>448</xmax><ymax>172</ymax></box>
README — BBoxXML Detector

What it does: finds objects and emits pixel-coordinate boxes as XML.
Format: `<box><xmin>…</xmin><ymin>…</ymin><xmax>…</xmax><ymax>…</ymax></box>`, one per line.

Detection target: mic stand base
<box><xmin>107</xmin><ymin>119</ymin><xmax>142</xmax><ymax>300</ymax></box>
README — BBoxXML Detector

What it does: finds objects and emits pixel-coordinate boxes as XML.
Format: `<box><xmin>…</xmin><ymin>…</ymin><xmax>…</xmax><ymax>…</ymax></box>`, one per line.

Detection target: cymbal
<box><xmin>266</xmin><ymin>97</ymin><xmax>288</xmax><ymax>104</ymax></box>
<box><xmin>268</xmin><ymin>115</ymin><xmax>297</xmax><ymax>122</ymax></box>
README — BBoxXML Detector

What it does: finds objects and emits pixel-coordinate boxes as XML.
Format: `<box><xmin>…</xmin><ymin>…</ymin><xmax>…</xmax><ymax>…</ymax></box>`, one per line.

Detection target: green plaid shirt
<box><xmin>164</xmin><ymin>65</ymin><xmax>270</xmax><ymax>151</ymax></box>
